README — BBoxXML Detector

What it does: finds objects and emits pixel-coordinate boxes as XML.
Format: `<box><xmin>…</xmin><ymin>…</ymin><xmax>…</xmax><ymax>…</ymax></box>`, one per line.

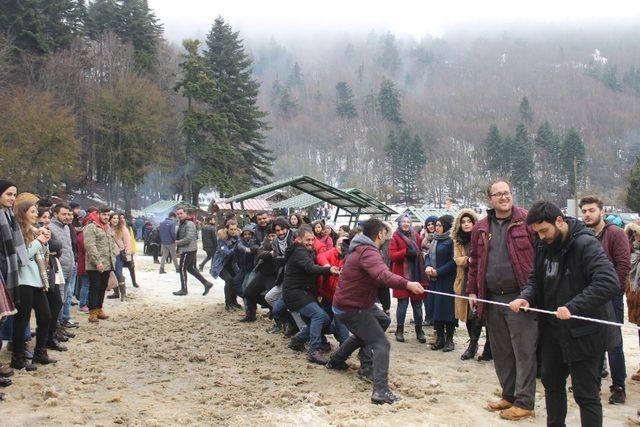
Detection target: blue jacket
<box><xmin>159</xmin><ymin>218</ymin><xmax>177</xmax><ymax>245</ymax></box>
<box><xmin>210</xmin><ymin>236</ymin><xmax>239</xmax><ymax>279</ymax></box>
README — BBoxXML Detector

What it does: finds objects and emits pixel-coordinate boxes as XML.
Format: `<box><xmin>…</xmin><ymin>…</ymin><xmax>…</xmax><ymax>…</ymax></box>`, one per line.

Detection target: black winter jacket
<box><xmin>282</xmin><ymin>243</ymin><xmax>330</xmax><ymax>311</ymax></box>
<box><xmin>201</xmin><ymin>224</ymin><xmax>218</xmax><ymax>251</ymax></box>
<box><xmin>519</xmin><ymin>218</ymin><xmax>621</xmax><ymax>363</ymax></box>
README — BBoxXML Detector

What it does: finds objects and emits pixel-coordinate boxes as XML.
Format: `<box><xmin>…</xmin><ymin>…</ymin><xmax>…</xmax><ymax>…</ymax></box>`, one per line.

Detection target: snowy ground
<box><xmin>2</xmin><ymin>246</ymin><xmax>640</xmax><ymax>426</ymax></box>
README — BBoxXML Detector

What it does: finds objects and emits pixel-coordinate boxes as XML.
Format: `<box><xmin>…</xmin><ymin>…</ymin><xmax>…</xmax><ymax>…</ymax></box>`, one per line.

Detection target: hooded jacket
<box><xmin>49</xmin><ymin>218</ymin><xmax>74</xmax><ymax>280</ymax></box>
<box><xmin>518</xmin><ymin>218</ymin><xmax>621</xmax><ymax>363</ymax></box>
<box><xmin>235</xmin><ymin>225</ymin><xmax>258</xmax><ymax>272</ymax></box>
<box><xmin>595</xmin><ymin>223</ymin><xmax>630</xmax><ymax>293</ymax></box>
<box><xmin>452</xmin><ymin>209</ymin><xmax>479</xmax><ymax>321</ymax></box>
<box><xmin>316</xmin><ymin>247</ymin><xmax>344</xmax><ymax>301</ymax></box>
<box><xmin>333</xmin><ymin>234</ymin><xmax>409</xmax><ymax>312</ymax></box>
<box><xmin>282</xmin><ymin>242</ymin><xmax>330</xmax><ymax>311</ymax></box>
<box><xmin>83</xmin><ymin>212</ymin><xmax>117</xmax><ymax>272</ymax></box>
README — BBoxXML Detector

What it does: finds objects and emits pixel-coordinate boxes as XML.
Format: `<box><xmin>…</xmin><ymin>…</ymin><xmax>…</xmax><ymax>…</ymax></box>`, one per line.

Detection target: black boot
<box><xmin>119</xmin><ymin>282</ymin><xmax>126</xmax><ymax>302</ymax></box>
<box><xmin>10</xmin><ymin>353</ymin><xmax>37</xmax><ymax>371</ymax></box>
<box><xmin>415</xmin><ymin>326</ymin><xmax>426</xmax><ymax>343</ymax></box>
<box><xmin>107</xmin><ymin>286</ymin><xmax>120</xmax><ymax>299</ymax></box>
<box><xmin>477</xmin><ymin>341</ymin><xmax>493</xmax><ymax>361</ymax></box>
<box><xmin>430</xmin><ymin>334</ymin><xmax>445</xmax><ymax>350</ymax></box>
<box><xmin>461</xmin><ymin>339</ymin><xmax>478</xmax><ymax>360</ymax></box>
<box><xmin>443</xmin><ymin>331</ymin><xmax>455</xmax><ymax>352</ymax></box>
<box><xmin>46</xmin><ymin>339</ymin><xmax>68</xmax><ymax>352</ymax></box>
<box><xmin>240</xmin><ymin>307</ymin><xmax>257</xmax><ymax>322</ymax></box>
<box><xmin>129</xmin><ymin>265</ymin><xmax>139</xmax><ymax>288</ymax></box>
<box><xmin>394</xmin><ymin>325</ymin><xmax>405</xmax><ymax>342</ymax></box>
<box><xmin>202</xmin><ymin>281</ymin><xmax>213</xmax><ymax>296</ymax></box>
<box><xmin>33</xmin><ymin>349</ymin><xmax>57</xmax><ymax>365</ymax></box>
<box><xmin>284</xmin><ymin>322</ymin><xmax>299</xmax><ymax>337</ymax></box>
<box><xmin>173</xmin><ymin>282</ymin><xmax>188</xmax><ymax>296</ymax></box>
<box><xmin>371</xmin><ymin>388</ymin><xmax>400</xmax><ymax>405</ymax></box>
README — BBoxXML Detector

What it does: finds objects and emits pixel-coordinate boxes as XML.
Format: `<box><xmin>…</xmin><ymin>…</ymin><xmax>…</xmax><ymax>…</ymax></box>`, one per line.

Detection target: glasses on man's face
<box><xmin>490</xmin><ymin>191</ymin><xmax>512</xmax><ymax>199</ymax></box>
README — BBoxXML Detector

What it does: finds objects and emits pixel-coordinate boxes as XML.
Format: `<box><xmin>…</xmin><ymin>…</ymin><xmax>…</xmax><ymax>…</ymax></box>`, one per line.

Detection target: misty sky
<box><xmin>150</xmin><ymin>0</ymin><xmax>640</xmax><ymax>43</ymax></box>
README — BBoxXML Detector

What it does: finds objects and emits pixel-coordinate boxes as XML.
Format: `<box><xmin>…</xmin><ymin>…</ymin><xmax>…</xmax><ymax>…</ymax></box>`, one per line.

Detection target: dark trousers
<box><xmin>396</xmin><ymin>298</ymin><xmax>423</xmax><ymax>326</ymax></box>
<box><xmin>244</xmin><ymin>272</ymin><xmax>275</xmax><ymax>313</ymax></box>
<box><xmin>332</xmin><ymin>306</ymin><xmax>392</xmax><ymax>390</ymax></box>
<box><xmin>377</xmin><ymin>287</ymin><xmax>390</xmax><ymax>312</ymax></box>
<box><xmin>599</xmin><ymin>293</ymin><xmax>626</xmax><ymax>389</ymax></box>
<box><xmin>178</xmin><ymin>251</ymin><xmax>209</xmax><ymax>292</ymax></box>
<box><xmin>220</xmin><ymin>266</ymin><xmax>239</xmax><ymax>304</ymax></box>
<box><xmin>46</xmin><ymin>283</ymin><xmax>63</xmax><ymax>341</ymax></box>
<box><xmin>541</xmin><ymin>328</ymin><xmax>602</xmax><ymax>427</ymax></box>
<box><xmin>434</xmin><ymin>320</ymin><xmax>456</xmax><ymax>336</ymax></box>
<box><xmin>87</xmin><ymin>270</ymin><xmax>110</xmax><ymax>310</ymax></box>
<box><xmin>199</xmin><ymin>248</ymin><xmax>215</xmax><ymax>270</ymax></box>
<box><xmin>13</xmin><ymin>286</ymin><xmax>51</xmax><ymax>355</ymax></box>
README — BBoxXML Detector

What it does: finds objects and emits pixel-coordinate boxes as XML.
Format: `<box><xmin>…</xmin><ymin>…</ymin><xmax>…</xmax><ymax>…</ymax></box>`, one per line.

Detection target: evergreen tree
<box><xmin>86</xmin><ymin>0</ymin><xmax>121</xmax><ymax>38</ymax></box>
<box><xmin>623</xmin><ymin>65</ymin><xmax>640</xmax><ymax>94</ymax></box>
<box><xmin>378</xmin><ymin>33</ymin><xmax>401</xmax><ymax>73</ymax></box>
<box><xmin>627</xmin><ymin>154</ymin><xmax>640</xmax><ymax>212</ymax></box>
<box><xmin>278</xmin><ymin>86</ymin><xmax>297</xmax><ymax>118</ymax></box>
<box><xmin>175</xmin><ymin>39</ymin><xmax>237</xmax><ymax>204</ymax></box>
<box><xmin>203</xmin><ymin>16</ymin><xmax>273</xmax><ymax>189</ymax></box>
<box><xmin>0</xmin><ymin>0</ymin><xmax>86</xmax><ymax>58</ymax></box>
<box><xmin>519</xmin><ymin>96</ymin><xmax>533</xmax><ymax>124</ymax></box>
<box><xmin>510</xmin><ymin>123</ymin><xmax>534</xmax><ymax>204</ymax></box>
<box><xmin>378</xmin><ymin>76</ymin><xmax>402</xmax><ymax>124</ymax></box>
<box><xmin>602</xmin><ymin>65</ymin><xmax>622</xmax><ymax>92</ymax></box>
<box><xmin>385</xmin><ymin>128</ymin><xmax>426</xmax><ymax>204</ymax></box>
<box><xmin>335</xmin><ymin>81</ymin><xmax>357</xmax><ymax>120</ymax></box>
<box><xmin>484</xmin><ymin>124</ymin><xmax>503</xmax><ymax>173</ymax></box>
<box><xmin>534</xmin><ymin>121</ymin><xmax>553</xmax><ymax>151</ymax></box>
<box><xmin>286</xmin><ymin>62</ymin><xmax>303</xmax><ymax>88</ymax></box>
<box><xmin>502</xmin><ymin>135</ymin><xmax>515</xmax><ymax>176</ymax></box>
<box><xmin>561</xmin><ymin>127</ymin><xmax>586</xmax><ymax>196</ymax></box>
<box><xmin>120</xmin><ymin>0</ymin><xmax>162</xmax><ymax>71</ymax></box>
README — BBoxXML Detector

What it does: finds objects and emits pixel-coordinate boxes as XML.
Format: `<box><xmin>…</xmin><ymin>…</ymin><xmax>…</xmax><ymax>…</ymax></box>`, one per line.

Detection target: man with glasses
<box><xmin>467</xmin><ymin>179</ymin><xmax>538</xmax><ymax>421</ymax></box>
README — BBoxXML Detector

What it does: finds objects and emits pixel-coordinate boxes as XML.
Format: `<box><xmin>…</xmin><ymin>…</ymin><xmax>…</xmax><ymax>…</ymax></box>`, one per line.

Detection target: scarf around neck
<box><xmin>0</xmin><ymin>208</ymin><xmax>28</xmax><ymax>302</ymax></box>
<box><xmin>395</xmin><ymin>229</ymin><xmax>425</xmax><ymax>284</ymax></box>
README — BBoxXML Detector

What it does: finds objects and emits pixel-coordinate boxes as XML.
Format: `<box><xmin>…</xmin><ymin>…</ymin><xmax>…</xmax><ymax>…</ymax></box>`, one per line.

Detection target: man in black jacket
<box><xmin>283</xmin><ymin>225</ymin><xmax>339</xmax><ymax>364</ymax></box>
<box><xmin>198</xmin><ymin>216</ymin><xmax>218</xmax><ymax>272</ymax></box>
<box><xmin>510</xmin><ymin>201</ymin><xmax>620</xmax><ymax>427</ymax></box>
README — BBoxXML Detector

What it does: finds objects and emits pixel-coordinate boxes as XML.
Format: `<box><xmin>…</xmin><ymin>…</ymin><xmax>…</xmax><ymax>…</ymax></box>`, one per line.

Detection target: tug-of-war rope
<box><xmin>423</xmin><ymin>289</ymin><xmax>640</xmax><ymax>331</ymax></box>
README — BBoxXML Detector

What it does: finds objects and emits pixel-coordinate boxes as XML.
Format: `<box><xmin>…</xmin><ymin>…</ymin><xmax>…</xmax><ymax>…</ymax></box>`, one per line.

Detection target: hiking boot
<box><xmin>431</xmin><ymin>335</ymin><xmax>445</xmax><ymax>350</ymax></box>
<box><xmin>173</xmin><ymin>289</ymin><xmax>188</xmax><ymax>296</ymax></box>
<box><xmin>415</xmin><ymin>326</ymin><xmax>426</xmax><ymax>343</ymax></box>
<box><xmin>284</xmin><ymin>323</ymin><xmax>299</xmax><ymax>337</ymax></box>
<box><xmin>33</xmin><ymin>349</ymin><xmax>57</xmax><ymax>365</ymax></box>
<box><xmin>325</xmin><ymin>359</ymin><xmax>349</xmax><ymax>371</ymax></box>
<box><xmin>371</xmin><ymin>388</ymin><xmax>400</xmax><ymax>405</ymax></box>
<box><xmin>357</xmin><ymin>367</ymin><xmax>374</xmax><ymax>383</ymax></box>
<box><xmin>499</xmin><ymin>406</ymin><xmax>534</xmax><ymax>421</ymax></box>
<box><xmin>308</xmin><ymin>351</ymin><xmax>328</xmax><ymax>365</ymax></box>
<box><xmin>88</xmin><ymin>310</ymin><xmax>99</xmax><ymax>323</ymax></box>
<box><xmin>288</xmin><ymin>339</ymin><xmax>305</xmax><ymax>352</ymax></box>
<box><xmin>443</xmin><ymin>333</ymin><xmax>455</xmax><ymax>352</ymax></box>
<box><xmin>46</xmin><ymin>339</ymin><xmax>68</xmax><ymax>352</ymax></box>
<box><xmin>0</xmin><ymin>377</ymin><xmax>11</xmax><ymax>387</ymax></box>
<box><xmin>477</xmin><ymin>343</ymin><xmax>493</xmax><ymax>361</ymax></box>
<box><xmin>461</xmin><ymin>340</ymin><xmax>478</xmax><ymax>360</ymax></box>
<box><xmin>118</xmin><ymin>283</ymin><xmax>126</xmax><ymax>302</ymax></box>
<box><xmin>394</xmin><ymin>325</ymin><xmax>405</xmax><ymax>342</ymax></box>
<box><xmin>609</xmin><ymin>386</ymin><xmax>626</xmax><ymax>404</ymax></box>
<box><xmin>10</xmin><ymin>354</ymin><xmax>37</xmax><ymax>371</ymax></box>
<box><xmin>0</xmin><ymin>364</ymin><xmax>14</xmax><ymax>378</ymax></box>
<box><xmin>266</xmin><ymin>323</ymin><xmax>282</xmax><ymax>334</ymax></box>
<box><xmin>202</xmin><ymin>282</ymin><xmax>213</xmax><ymax>296</ymax></box>
<box><xmin>486</xmin><ymin>399</ymin><xmax>513</xmax><ymax>412</ymax></box>
<box><xmin>107</xmin><ymin>288</ymin><xmax>120</xmax><ymax>299</ymax></box>
<box><xmin>97</xmin><ymin>309</ymin><xmax>109</xmax><ymax>320</ymax></box>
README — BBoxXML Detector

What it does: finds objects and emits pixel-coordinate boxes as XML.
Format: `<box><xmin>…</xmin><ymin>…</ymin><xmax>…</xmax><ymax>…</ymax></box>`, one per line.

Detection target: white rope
<box><xmin>423</xmin><ymin>289</ymin><xmax>640</xmax><ymax>331</ymax></box>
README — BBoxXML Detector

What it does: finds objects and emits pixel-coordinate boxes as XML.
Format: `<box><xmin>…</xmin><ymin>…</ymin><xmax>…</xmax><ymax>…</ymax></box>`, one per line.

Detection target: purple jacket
<box><xmin>597</xmin><ymin>224</ymin><xmax>631</xmax><ymax>293</ymax></box>
<box><xmin>466</xmin><ymin>206</ymin><xmax>536</xmax><ymax>318</ymax></box>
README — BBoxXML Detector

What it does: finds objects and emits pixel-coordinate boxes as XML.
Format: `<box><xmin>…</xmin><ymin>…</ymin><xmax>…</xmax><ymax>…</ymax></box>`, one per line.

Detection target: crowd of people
<box><xmin>2</xmin><ymin>176</ymin><xmax>640</xmax><ymax>427</ymax></box>
<box><xmin>0</xmin><ymin>179</ymin><xmax>138</xmax><ymax>401</ymax></box>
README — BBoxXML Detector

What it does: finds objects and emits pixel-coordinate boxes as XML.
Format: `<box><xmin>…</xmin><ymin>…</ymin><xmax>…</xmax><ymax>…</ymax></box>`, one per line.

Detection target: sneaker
<box><xmin>266</xmin><ymin>324</ymin><xmax>282</xmax><ymax>334</ymax></box>
<box><xmin>357</xmin><ymin>367</ymin><xmax>374</xmax><ymax>383</ymax></box>
<box><xmin>78</xmin><ymin>305</ymin><xmax>89</xmax><ymax>314</ymax></box>
<box><xmin>71</xmin><ymin>296</ymin><xmax>79</xmax><ymax>306</ymax></box>
<box><xmin>325</xmin><ymin>359</ymin><xmax>349</xmax><ymax>371</ymax></box>
<box><xmin>308</xmin><ymin>351</ymin><xmax>328</xmax><ymax>365</ymax></box>
<box><xmin>60</xmin><ymin>320</ymin><xmax>79</xmax><ymax>329</ymax></box>
<box><xmin>609</xmin><ymin>386</ymin><xmax>626</xmax><ymax>404</ymax></box>
<box><xmin>371</xmin><ymin>388</ymin><xmax>400</xmax><ymax>405</ymax></box>
<box><xmin>499</xmin><ymin>406</ymin><xmax>534</xmax><ymax>421</ymax></box>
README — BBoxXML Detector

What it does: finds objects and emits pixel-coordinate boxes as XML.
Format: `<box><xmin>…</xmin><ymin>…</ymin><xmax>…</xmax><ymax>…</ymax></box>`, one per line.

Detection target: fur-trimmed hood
<box><xmin>452</xmin><ymin>208</ymin><xmax>480</xmax><ymax>242</ymax></box>
<box><xmin>625</xmin><ymin>221</ymin><xmax>640</xmax><ymax>240</ymax></box>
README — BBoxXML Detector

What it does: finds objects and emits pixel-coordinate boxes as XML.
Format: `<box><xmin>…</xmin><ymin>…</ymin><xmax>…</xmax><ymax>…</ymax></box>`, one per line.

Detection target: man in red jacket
<box><xmin>580</xmin><ymin>195</ymin><xmax>631</xmax><ymax>404</ymax></box>
<box><xmin>467</xmin><ymin>179</ymin><xmax>538</xmax><ymax>421</ymax></box>
<box><xmin>326</xmin><ymin>218</ymin><xmax>424</xmax><ymax>405</ymax></box>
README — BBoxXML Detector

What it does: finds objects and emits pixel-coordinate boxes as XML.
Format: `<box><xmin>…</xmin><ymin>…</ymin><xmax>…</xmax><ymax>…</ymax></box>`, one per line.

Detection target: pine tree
<box><xmin>602</xmin><ymin>65</ymin><xmax>622</xmax><ymax>92</ymax></box>
<box><xmin>86</xmin><ymin>0</ymin><xmax>121</xmax><ymax>38</ymax></box>
<box><xmin>378</xmin><ymin>76</ymin><xmax>402</xmax><ymax>124</ymax></box>
<box><xmin>484</xmin><ymin>124</ymin><xmax>503</xmax><ymax>173</ymax></box>
<box><xmin>534</xmin><ymin>121</ymin><xmax>553</xmax><ymax>151</ymax></box>
<box><xmin>510</xmin><ymin>123</ymin><xmax>534</xmax><ymax>204</ymax></box>
<box><xmin>278</xmin><ymin>86</ymin><xmax>297</xmax><ymax>118</ymax></box>
<box><xmin>203</xmin><ymin>16</ymin><xmax>273</xmax><ymax>189</ymax></box>
<box><xmin>175</xmin><ymin>39</ymin><xmax>237</xmax><ymax>204</ymax></box>
<box><xmin>120</xmin><ymin>0</ymin><xmax>162</xmax><ymax>71</ymax></box>
<box><xmin>519</xmin><ymin>96</ymin><xmax>533</xmax><ymax>124</ymax></box>
<box><xmin>627</xmin><ymin>154</ymin><xmax>640</xmax><ymax>212</ymax></box>
<box><xmin>286</xmin><ymin>62</ymin><xmax>303</xmax><ymax>88</ymax></box>
<box><xmin>385</xmin><ymin>129</ymin><xmax>426</xmax><ymax>204</ymax></box>
<box><xmin>378</xmin><ymin>33</ymin><xmax>401</xmax><ymax>73</ymax></box>
<box><xmin>561</xmin><ymin>128</ymin><xmax>586</xmax><ymax>196</ymax></box>
<box><xmin>335</xmin><ymin>81</ymin><xmax>357</xmax><ymax>120</ymax></box>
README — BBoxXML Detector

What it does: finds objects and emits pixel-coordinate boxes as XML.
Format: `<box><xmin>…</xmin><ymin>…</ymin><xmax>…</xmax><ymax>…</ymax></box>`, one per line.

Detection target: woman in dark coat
<box><xmin>425</xmin><ymin>215</ymin><xmax>457</xmax><ymax>352</ymax></box>
<box><xmin>389</xmin><ymin>214</ymin><xmax>426</xmax><ymax>343</ymax></box>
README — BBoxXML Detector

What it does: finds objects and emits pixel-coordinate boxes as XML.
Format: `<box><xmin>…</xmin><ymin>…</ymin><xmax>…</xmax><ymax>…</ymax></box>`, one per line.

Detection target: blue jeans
<box><xmin>423</xmin><ymin>294</ymin><xmax>434</xmax><ymax>322</ymax></box>
<box><xmin>114</xmin><ymin>255</ymin><xmax>124</xmax><ymax>282</ymax></box>
<box><xmin>321</xmin><ymin>299</ymin><xmax>350</xmax><ymax>344</ymax></box>
<box><xmin>61</xmin><ymin>265</ymin><xmax>77</xmax><ymax>322</ymax></box>
<box><xmin>396</xmin><ymin>298</ymin><xmax>423</xmax><ymax>327</ymax></box>
<box><xmin>272</xmin><ymin>298</ymin><xmax>293</xmax><ymax>324</ymax></box>
<box><xmin>78</xmin><ymin>274</ymin><xmax>90</xmax><ymax>307</ymax></box>
<box><xmin>294</xmin><ymin>301</ymin><xmax>330</xmax><ymax>354</ymax></box>
<box><xmin>0</xmin><ymin>315</ymin><xmax>30</xmax><ymax>341</ymax></box>
<box><xmin>600</xmin><ymin>293</ymin><xmax>626</xmax><ymax>389</ymax></box>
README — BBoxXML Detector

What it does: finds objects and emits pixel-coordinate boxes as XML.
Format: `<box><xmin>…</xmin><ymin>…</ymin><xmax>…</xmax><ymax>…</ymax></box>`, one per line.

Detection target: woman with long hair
<box><xmin>11</xmin><ymin>200</ymin><xmax>56</xmax><ymax>370</ymax></box>
<box><xmin>625</xmin><ymin>220</ymin><xmax>640</xmax><ymax>381</ymax></box>
<box><xmin>120</xmin><ymin>214</ymin><xmax>139</xmax><ymax>288</ymax></box>
<box><xmin>312</xmin><ymin>220</ymin><xmax>333</xmax><ymax>254</ymax></box>
<box><xmin>107</xmin><ymin>213</ymin><xmax>130</xmax><ymax>301</ymax></box>
<box><xmin>289</xmin><ymin>212</ymin><xmax>303</xmax><ymax>231</ymax></box>
<box><xmin>389</xmin><ymin>214</ymin><xmax>427</xmax><ymax>343</ymax></box>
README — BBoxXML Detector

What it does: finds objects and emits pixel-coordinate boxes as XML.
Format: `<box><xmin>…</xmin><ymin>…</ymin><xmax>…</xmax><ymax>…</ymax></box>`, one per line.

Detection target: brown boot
<box><xmin>97</xmin><ymin>308</ymin><xmax>109</xmax><ymax>320</ymax></box>
<box><xmin>499</xmin><ymin>406</ymin><xmax>534</xmax><ymax>421</ymax></box>
<box><xmin>0</xmin><ymin>364</ymin><xmax>14</xmax><ymax>377</ymax></box>
<box><xmin>632</xmin><ymin>368</ymin><xmax>640</xmax><ymax>381</ymax></box>
<box><xmin>88</xmin><ymin>310</ymin><xmax>99</xmax><ymax>323</ymax></box>
<box><xmin>486</xmin><ymin>399</ymin><xmax>513</xmax><ymax>412</ymax></box>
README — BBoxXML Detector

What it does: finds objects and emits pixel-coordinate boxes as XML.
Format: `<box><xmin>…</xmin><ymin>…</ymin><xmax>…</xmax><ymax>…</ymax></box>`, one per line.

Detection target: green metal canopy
<box><xmin>396</xmin><ymin>207</ymin><xmax>459</xmax><ymax>223</ymax></box>
<box><xmin>222</xmin><ymin>175</ymin><xmax>396</xmax><ymax>224</ymax></box>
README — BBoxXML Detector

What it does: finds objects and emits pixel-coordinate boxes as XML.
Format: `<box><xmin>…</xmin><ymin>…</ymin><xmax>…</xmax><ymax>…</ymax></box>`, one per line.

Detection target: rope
<box><xmin>423</xmin><ymin>288</ymin><xmax>640</xmax><ymax>331</ymax></box>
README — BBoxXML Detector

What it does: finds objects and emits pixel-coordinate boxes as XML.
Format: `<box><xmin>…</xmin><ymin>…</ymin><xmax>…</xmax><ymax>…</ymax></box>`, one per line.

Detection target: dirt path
<box><xmin>2</xmin><ymin>252</ymin><xmax>640</xmax><ymax>426</ymax></box>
